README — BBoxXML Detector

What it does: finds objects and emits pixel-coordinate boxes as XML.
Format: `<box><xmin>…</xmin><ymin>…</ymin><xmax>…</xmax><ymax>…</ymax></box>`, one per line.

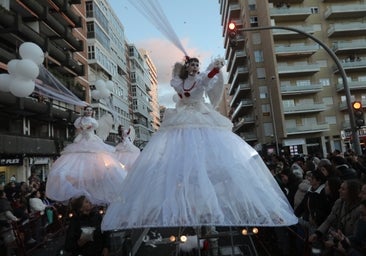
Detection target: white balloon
<box><xmin>19</xmin><ymin>42</ymin><xmax>44</xmax><ymax>65</ymax></box>
<box><xmin>16</xmin><ymin>59</ymin><xmax>39</xmax><ymax>80</ymax></box>
<box><xmin>9</xmin><ymin>78</ymin><xmax>35</xmax><ymax>97</ymax></box>
<box><xmin>99</xmin><ymin>88</ymin><xmax>111</xmax><ymax>99</ymax></box>
<box><xmin>7</xmin><ymin>59</ymin><xmax>19</xmax><ymax>74</ymax></box>
<box><xmin>105</xmin><ymin>80</ymin><xmax>114</xmax><ymax>91</ymax></box>
<box><xmin>91</xmin><ymin>90</ymin><xmax>101</xmax><ymax>100</ymax></box>
<box><xmin>95</xmin><ymin>79</ymin><xmax>106</xmax><ymax>91</ymax></box>
<box><xmin>0</xmin><ymin>73</ymin><xmax>11</xmax><ymax>92</ymax></box>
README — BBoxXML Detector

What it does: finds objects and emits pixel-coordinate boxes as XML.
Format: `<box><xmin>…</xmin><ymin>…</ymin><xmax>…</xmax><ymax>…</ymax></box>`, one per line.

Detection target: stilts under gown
<box><xmin>46</xmin><ymin>115</ymin><xmax>127</xmax><ymax>205</ymax></box>
<box><xmin>101</xmin><ymin>68</ymin><xmax>297</xmax><ymax>230</ymax></box>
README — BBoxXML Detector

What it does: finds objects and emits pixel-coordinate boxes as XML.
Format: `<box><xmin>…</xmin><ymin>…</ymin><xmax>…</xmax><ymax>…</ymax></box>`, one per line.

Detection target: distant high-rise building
<box><xmin>140</xmin><ymin>49</ymin><xmax>161</xmax><ymax>131</ymax></box>
<box><xmin>220</xmin><ymin>0</ymin><xmax>366</xmax><ymax>157</ymax></box>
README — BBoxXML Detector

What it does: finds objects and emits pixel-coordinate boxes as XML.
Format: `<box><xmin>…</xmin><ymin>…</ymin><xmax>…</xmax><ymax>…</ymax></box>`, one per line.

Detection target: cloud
<box><xmin>134</xmin><ymin>37</ymin><xmax>218</xmax><ymax>107</ymax></box>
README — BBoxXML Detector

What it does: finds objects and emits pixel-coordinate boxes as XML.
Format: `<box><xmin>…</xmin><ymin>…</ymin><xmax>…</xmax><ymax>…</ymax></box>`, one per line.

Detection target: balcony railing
<box><xmin>278</xmin><ymin>63</ymin><xmax>321</xmax><ymax>76</ymax></box>
<box><xmin>286</xmin><ymin>123</ymin><xmax>330</xmax><ymax>135</ymax></box>
<box><xmin>328</xmin><ymin>23</ymin><xmax>366</xmax><ymax>37</ymax></box>
<box><xmin>230</xmin><ymin>83</ymin><xmax>251</xmax><ymax>105</ymax></box>
<box><xmin>336</xmin><ymin>81</ymin><xmax>366</xmax><ymax>92</ymax></box>
<box><xmin>280</xmin><ymin>84</ymin><xmax>322</xmax><ymax>95</ymax></box>
<box><xmin>270</xmin><ymin>7</ymin><xmax>312</xmax><ymax>22</ymax></box>
<box><xmin>283</xmin><ymin>102</ymin><xmax>326</xmax><ymax>114</ymax></box>
<box><xmin>324</xmin><ymin>5</ymin><xmax>366</xmax><ymax>20</ymax></box>
<box><xmin>275</xmin><ymin>44</ymin><xmax>319</xmax><ymax>56</ymax></box>
<box><xmin>231</xmin><ymin>100</ymin><xmax>253</xmax><ymax>120</ymax></box>
<box><xmin>332</xmin><ymin>40</ymin><xmax>366</xmax><ymax>54</ymax></box>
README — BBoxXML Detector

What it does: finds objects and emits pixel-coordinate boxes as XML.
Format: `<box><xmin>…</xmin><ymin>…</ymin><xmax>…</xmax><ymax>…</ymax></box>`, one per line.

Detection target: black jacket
<box><xmin>64</xmin><ymin>209</ymin><xmax>110</xmax><ymax>256</ymax></box>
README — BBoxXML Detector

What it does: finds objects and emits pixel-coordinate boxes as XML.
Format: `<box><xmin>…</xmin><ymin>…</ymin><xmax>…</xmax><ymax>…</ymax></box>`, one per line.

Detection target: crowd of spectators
<box><xmin>264</xmin><ymin>149</ymin><xmax>366</xmax><ymax>256</ymax></box>
<box><xmin>2</xmin><ymin>148</ymin><xmax>366</xmax><ymax>256</ymax></box>
<box><xmin>0</xmin><ymin>172</ymin><xmax>63</xmax><ymax>256</ymax></box>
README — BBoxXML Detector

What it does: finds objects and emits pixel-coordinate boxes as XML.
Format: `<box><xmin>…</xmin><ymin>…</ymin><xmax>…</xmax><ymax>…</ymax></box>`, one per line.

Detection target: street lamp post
<box><xmin>237</xmin><ymin>26</ymin><xmax>362</xmax><ymax>155</ymax></box>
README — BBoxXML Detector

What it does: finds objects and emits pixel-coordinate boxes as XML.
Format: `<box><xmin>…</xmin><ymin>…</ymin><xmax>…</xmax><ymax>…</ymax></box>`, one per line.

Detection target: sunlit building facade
<box><xmin>220</xmin><ymin>0</ymin><xmax>366</xmax><ymax>157</ymax></box>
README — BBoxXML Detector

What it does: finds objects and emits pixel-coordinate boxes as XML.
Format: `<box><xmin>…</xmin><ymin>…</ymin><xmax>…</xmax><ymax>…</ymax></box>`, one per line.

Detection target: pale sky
<box><xmin>108</xmin><ymin>0</ymin><xmax>226</xmax><ymax>107</ymax></box>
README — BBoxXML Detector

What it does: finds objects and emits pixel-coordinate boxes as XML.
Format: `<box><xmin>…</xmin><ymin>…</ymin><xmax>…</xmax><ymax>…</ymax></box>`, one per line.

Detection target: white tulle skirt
<box><xmin>115</xmin><ymin>141</ymin><xmax>140</xmax><ymax>171</ymax></box>
<box><xmin>101</xmin><ymin>102</ymin><xmax>297</xmax><ymax>230</ymax></box>
<box><xmin>46</xmin><ymin>134</ymin><xmax>127</xmax><ymax>205</ymax></box>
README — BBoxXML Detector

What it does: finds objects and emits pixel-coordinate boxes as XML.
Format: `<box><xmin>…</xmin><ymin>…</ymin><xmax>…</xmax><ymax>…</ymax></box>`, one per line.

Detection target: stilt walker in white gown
<box><xmin>101</xmin><ymin>57</ymin><xmax>298</xmax><ymax>230</ymax></box>
<box><xmin>115</xmin><ymin>125</ymin><xmax>140</xmax><ymax>172</ymax></box>
<box><xmin>46</xmin><ymin>106</ymin><xmax>127</xmax><ymax>205</ymax></box>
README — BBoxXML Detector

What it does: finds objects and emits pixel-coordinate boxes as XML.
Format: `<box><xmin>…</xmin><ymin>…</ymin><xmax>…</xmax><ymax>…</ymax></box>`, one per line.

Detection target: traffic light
<box><xmin>228</xmin><ymin>21</ymin><xmax>237</xmax><ymax>48</ymax></box>
<box><xmin>352</xmin><ymin>101</ymin><xmax>365</xmax><ymax>128</ymax></box>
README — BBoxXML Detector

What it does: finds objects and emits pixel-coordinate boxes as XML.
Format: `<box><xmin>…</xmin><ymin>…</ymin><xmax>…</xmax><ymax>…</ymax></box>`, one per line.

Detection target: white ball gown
<box><xmin>115</xmin><ymin>127</ymin><xmax>140</xmax><ymax>171</ymax></box>
<box><xmin>46</xmin><ymin>115</ymin><xmax>127</xmax><ymax>205</ymax></box>
<box><xmin>101</xmin><ymin>62</ymin><xmax>297</xmax><ymax>230</ymax></box>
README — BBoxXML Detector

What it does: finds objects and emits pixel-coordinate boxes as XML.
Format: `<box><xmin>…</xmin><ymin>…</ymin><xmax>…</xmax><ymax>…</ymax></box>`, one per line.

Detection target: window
<box><xmin>250</xmin><ymin>16</ymin><xmax>258</xmax><ymax>27</ymax></box>
<box><xmin>87</xmin><ymin>45</ymin><xmax>95</xmax><ymax>59</ymax></box>
<box><xmin>85</xmin><ymin>1</ymin><xmax>93</xmax><ymax>17</ymax></box>
<box><xmin>296</xmin><ymin>80</ymin><xmax>310</xmax><ymax>86</ymax></box>
<box><xmin>310</xmin><ymin>7</ymin><xmax>318</xmax><ymax>14</ymax></box>
<box><xmin>256</xmin><ymin>68</ymin><xmax>265</xmax><ymax>79</ymax></box>
<box><xmin>259</xmin><ymin>86</ymin><xmax>268</xmax><ymax>99</ymax></box>
<box><xmin>86</xmin><ymin>22</ymin><xmax>95</xmax><ymax>38</ymax></box>
<box><xmin>325</xmin><ymin>116</ymin><xmax>337</xmax><ymax>125</ymax></box>
<box><xmin>319</xmin><ymin>78</ymin><xmax>330</xmax><ymax>86</ymax></box>
<box><xmin>252</xmin><ymin>33</ymin><xmax>261</xmax><ymax>45</ymax></box>
<box><xmin>262</xmin><ymin>104</ymin><xmax>270</xmax><ymax>115</ymax></box>
<box><xmin>254</xmin><ymin>50</ymin><xmax>263</xmax><ymax>63</ymax></box>
<box><xmin>263</xmin><ymin>123</ymin><xmax>274</xmax><ymax>137</ymax></box>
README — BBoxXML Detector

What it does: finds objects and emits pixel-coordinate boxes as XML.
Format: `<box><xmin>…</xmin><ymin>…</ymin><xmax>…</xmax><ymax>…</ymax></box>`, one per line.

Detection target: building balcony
<box><xmin>272</xmin><ymin>25</ymin><xmax>315</xmax><ymax>40</ymax></box>
<box><xmin>275</xmin><ymin>44</ymin><xmax>319</xmax><ymax>57</ymax></box>
<box><xmin>0</xmin><ymin>134</ymin><xmax>59</xmax><ymax>155</ymax></box>
<box><xmin>270</xmin><ymin>0</ymin><xmax>304</xmax><ymax>4</ymax></box>
<box><xmin>277</xmin><ymin>63</ymin><xmax>321</xmax><ymax>77</ymax></box>
<box><xmin>232</xmin><ymin>116</ymin><xmax>255</xmax><ymax>133</ymax></box>
<box><xmin>229</xmin><ymin>83</ymin><xmax>250</xmax><ymax>104</ymax></box>
<box><xmin>328</xmin><ymin>23</ymin><xmax>366</xmax><ymax>38</ymax></box>
<box><xmin>225</xmin><ymin>35</ymin><xmax>245</xmax><ymax>59</ymax></box>
<box><xmin>336</xmin><ymin>81</ymin><xmax>366</xmax><ymax>92</ymax></box>
<box><xmin>281</xmin><ymin>84</ymin><xmax>322</xmax><ymax>95</ymax></box>
<box><xmin>227</xmin><ymin>50</ymin><xmax>247</xmax><ymax>74</ymax></box>
<box><xmin>221</xmin><ymin>0</ymin><xmax>241</xmax><ymax>30</ymax></box>
<box><xmin>283</xmin><ymin>103</ymin><xmax>326</xmax><ymax>114</ymax></box>
<box><xmin>286</xmin><ymin>123</ymin><xmax>330</xmax><ymax>135</ymax></box>
<box><xmin>222</xmin><ymin>3</ymin><xmax>241</xmax><ymax>32</ymax></box>
<box><xmin>231</xmin><ymin>100</ymin><xmax>253</xmax><ymax>120</ymax></box>
<box><xmin>239</xmin><ymin>133</ymin><xmax>257</xmax><ymax>142</ymax></box>
<box><xmin>339</xmin><ymin>99</ymin><xmax>366</xmax><ymax>111</ymax></box>
<box><xmin>228</xmin><ymin>66</ymin><xmax>249</xmax><ymax>85</ymax></box>
<box><xmin>333</xmin><ymin>59</ymin><xmax>366</xmax><ymax>74</ymax></box>
<box><xmin>332</xmin><ymin>40</ymin><xmax>366</xmax><ymax>54</ymax></box>
<box><xmin>270</xmin><ymin>7</ymin><xmax>312</xmax><ymax>22</ymax></box>
<box><xmin>324</xmin><ymin>5</ymin><xmax>366</xmax><ymax>20</ymax></box>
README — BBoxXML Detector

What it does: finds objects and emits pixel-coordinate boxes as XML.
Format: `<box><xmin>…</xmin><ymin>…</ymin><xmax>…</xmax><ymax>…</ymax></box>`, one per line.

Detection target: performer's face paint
<box><xmin>187</xmin><ymin>61</ymin><xmax>199</xmax><ymax>76</ymax></box>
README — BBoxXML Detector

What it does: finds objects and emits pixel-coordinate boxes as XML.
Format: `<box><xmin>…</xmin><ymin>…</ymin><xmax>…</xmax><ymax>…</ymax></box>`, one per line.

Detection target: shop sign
<box><xmin>0</xmin><ymin>157</ymin><xmax>23</xmax><ymax>166</ymax></box>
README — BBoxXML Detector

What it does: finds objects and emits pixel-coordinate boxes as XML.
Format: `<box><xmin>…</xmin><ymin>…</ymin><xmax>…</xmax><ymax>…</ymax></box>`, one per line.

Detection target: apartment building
<box><xmin>0</xmin><ymin>0</ymin><xmax>87</xmax><ymax>183</ymax></box>
<box><xmin>85</xmin><ymin>0</ymin><xmax>132</xmax><ymax>144</ymax></box>
<box><xmin>0</xmin><ymin>0</ymin><xmax>158</xmax><ymax>185</ymax></box>
<box><xmin>141</xmin><ymin>49</ymin><xmax>160</xmax><ymax>131</ymax></box>
<box><xmin>220</xmin><ymin>0</ymin><xmax>366</xmax><ymax>157</ymax></box>
<box><xmin>129</xmin><ymin>44</ymin><xmax>154</xmax><ymax>148</ymax></box>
